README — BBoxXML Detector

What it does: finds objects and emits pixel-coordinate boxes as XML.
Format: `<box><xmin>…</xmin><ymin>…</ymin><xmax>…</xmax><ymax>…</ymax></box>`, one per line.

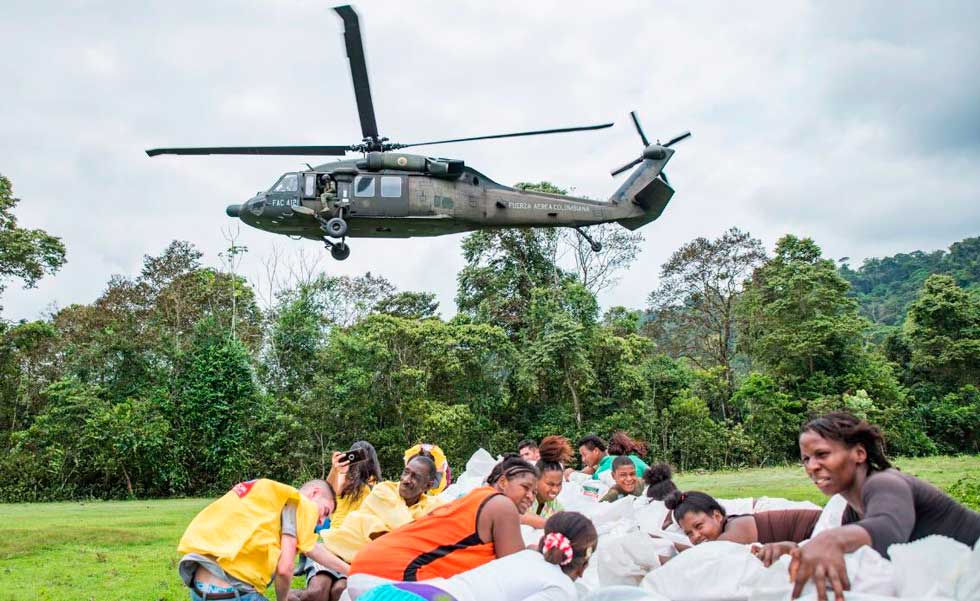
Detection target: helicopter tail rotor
<box><xmin>611</xmin><ymin>111</ymin><xmax>690</xmax><ymax>182</ymax></box>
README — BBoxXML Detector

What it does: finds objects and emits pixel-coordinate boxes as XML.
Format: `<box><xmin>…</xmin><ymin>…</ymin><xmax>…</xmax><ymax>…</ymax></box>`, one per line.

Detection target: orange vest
<box><xmin>350</xmin><ymin>486</ymin><xmax>500</xmax><ymax>581</ymax></box>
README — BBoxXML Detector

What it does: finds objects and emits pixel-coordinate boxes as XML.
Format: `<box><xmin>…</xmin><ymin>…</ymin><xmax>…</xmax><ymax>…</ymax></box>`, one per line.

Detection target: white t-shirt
<box><xmin>427</xmin><ymin>550</ymin><xmax>578</xmax><ymax>601</ymax></box>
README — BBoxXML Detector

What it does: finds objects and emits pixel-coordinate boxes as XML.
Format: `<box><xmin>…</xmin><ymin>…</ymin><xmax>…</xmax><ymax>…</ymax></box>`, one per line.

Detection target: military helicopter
<box><xmin>147</xmin><ymin>5</ymin><xmax>689</xmax><ymax>261</ymax></box>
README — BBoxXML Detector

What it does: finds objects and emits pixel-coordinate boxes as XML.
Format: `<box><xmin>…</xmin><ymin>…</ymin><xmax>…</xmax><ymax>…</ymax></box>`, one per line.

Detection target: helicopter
<box><xmin>146</xmin><ymin>5</ymin><xmax>689</xmax><ymax>261</ymax></box>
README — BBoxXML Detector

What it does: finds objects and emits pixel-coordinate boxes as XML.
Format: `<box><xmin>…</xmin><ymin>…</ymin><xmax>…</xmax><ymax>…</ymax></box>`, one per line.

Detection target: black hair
<box><xmin>487</xmin><ymin>453</ymin><xmax>539</xmax><ymax>485</ymax></box>
<box><xmin>577</xmin><ymin>434</ymin><xmax>607</xmax><ymax>452</ymax></box>
<box><xmin>608</xmin><ymin>431</ymin><xmax>648</xmax><ymax>457</ymax></box>
<box><xmin>801</xmin><ymin>412</ymin><xmax>892</xmax><ymax>472</ymax></box>
<box><xmin>406</xmin><ymin>454</ymin><xmax>438</xmax><ymax>485</ymax></box>
<box><xmin>611</xmin><ymin>455</ymin><xmax>634</xmax><ymax>472</ymax></box>
<box><xmin>644</xmin><ymin>463</ymin><xmax>678</xmax><ymax>501</ymax></box>
<box><xmin>341</xmin><ymin>441</ymin><xmax>382</xmax><ymax>502</ymax></box>
<box><xmin>536</xmin><ymin>435</ymin><xmax>573</xmax><ymax>474</ymax></box>
<box><xmin>518</xmin><ymin>439</ymin><xmax>539</xmax><ymax>452</ymax></box>
<box><xmin>664</xmin><ymin>490</ymin><xmax>725</xmax><ymax>522</ymax></box>
<box><xmin>539</xmin><ymin>512</ymin><xmax>598</xmax><ymax>575</ymax></box>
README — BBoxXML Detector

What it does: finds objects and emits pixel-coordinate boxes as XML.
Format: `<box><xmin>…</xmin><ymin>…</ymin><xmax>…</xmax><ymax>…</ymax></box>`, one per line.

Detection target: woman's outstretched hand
<box><xmin>789</xmin><ymin>537</ymin><xmax>850</xmax><ymax>601</ymax></box>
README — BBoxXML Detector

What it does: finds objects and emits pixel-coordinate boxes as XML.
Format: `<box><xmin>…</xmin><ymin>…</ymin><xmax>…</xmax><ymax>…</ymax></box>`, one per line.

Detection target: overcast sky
<box><xmin>2</xmin><ymin>1</ymin><xmax>978</xmax><ymax>321</ymax></box>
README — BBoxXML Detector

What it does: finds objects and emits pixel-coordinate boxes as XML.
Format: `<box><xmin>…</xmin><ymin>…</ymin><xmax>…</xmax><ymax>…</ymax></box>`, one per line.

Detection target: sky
<box><xmin>1</xmin><ymin>0</ymin><xmax>978</xmax><ymax>320</ymax></box>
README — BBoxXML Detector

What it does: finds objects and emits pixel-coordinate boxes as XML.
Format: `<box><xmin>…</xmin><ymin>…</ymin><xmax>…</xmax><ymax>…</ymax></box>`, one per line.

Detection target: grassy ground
<box><xmin>1</xmin><ymin>455</ymin><xmax>977</xmax><ymax>601</ymax></box>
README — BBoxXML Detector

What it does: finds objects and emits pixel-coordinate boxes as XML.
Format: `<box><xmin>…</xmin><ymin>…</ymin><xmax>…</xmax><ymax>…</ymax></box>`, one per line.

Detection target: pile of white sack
<box><xmin>440</xmin><ymin>449</ymin><xmax>980</xmax><ymax>601</ymax></box>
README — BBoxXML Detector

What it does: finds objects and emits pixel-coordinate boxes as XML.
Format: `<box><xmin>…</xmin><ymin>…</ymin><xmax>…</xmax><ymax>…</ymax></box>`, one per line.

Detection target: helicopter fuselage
<box><xmin>230</xmin><ymin>153</ymin><xmax>667</xmax><ymax>242</ymax></box>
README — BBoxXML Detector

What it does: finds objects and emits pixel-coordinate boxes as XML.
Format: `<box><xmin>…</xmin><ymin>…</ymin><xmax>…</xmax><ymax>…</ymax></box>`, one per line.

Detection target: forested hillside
<box><xmin>841</xmin><ymin>237</ymin><xmax>980</xmax><ymax>328</ymax></box>
<box><xmin>1</xmin><ymin>174</ymin><xmax>978</xmax><ymax>501</ymax></box>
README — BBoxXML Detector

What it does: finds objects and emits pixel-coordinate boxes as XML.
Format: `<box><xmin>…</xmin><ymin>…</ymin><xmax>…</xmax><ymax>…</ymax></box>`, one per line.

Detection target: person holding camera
<box><xmin>292</xmin><ymin>455</ymin><xmax>443</xmax><ymax>601</ymax></box>
<box><xmin>326</xmin><ymin>441</ymin><xmax>383</xmax><ymax>530</ymax></box>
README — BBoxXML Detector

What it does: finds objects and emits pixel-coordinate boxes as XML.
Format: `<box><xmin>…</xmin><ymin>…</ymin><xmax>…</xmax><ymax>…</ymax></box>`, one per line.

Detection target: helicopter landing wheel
<box><xmin>331</xmin><ymin>242</ymin><xmax>351</xmax><ymax>261</ymax></box>
<box><xmin>590</xmin><ymin>241</ymin><xmax>602</xmax><ymax>253</ymax></box>
<box><xmin>324</xmin><ymin>217</ymin><xmax>348</xmax><ymax>238</ymax></box>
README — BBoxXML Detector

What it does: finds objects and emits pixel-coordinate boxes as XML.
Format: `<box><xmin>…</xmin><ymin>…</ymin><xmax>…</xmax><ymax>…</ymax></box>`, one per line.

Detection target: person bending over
<box><xmin>786</xmin><ymin>412</ymin><xmax>980</xmax><ymax>601</ymax></box>
<box><xmin>522</xmin><ymin>435</ymin><xmax>573</xmax><ymax>528</ymax></box>
<box><xmin>564</xmin><ymin>434</ymin><xmax>608</xmax><ymax>480</ymax></box>
<box><xmin>358</xmin><ymin>511</ymin><xmax>598</xmax><ymax>601</ymax></box>
<box><xmin>644</xmin><ymin>463</ymin><xmax>678</xmax><ymax>502</ymax></box>
<box><xmin>593</xmin><ymin>431</ymin><xmax>650</xmax><ymax>480</ymax></box>
<box><xmin>664</xmin><ymin>490</ymin><xmax>820</xmax><ymax>551</ymax></box>
<box><xmin>600</xmin><ymin>456</ymin><xmax>645</xmax><ymax>502</ymax></box>
<box><xmin>177</xmin><ymin>479</ymin><xmax>344</xmax><ymax>601</ymax></box>
<box><xmin>292</xmin><ymin>456</ymin><xmax>442</xmax><ymax>601</ymax></box>
<box><xmin>347</xmin><ymin>454</ymin><xmax>539</xmax><ymax>599</ymax></box>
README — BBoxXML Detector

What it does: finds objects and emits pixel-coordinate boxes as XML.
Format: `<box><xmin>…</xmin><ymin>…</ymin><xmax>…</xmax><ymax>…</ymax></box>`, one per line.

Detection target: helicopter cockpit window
<box><xmin>271</xmin><ymin>173</ymin><xmax>299</xmax><ymax>193</ymax></box>
<box><xmin>380</xmin><ymin>176</ymin><xmax>402</xmax><ymax>198</ymax></box>
<box><xmin>354</xmin><ymin>175</ymin><xmax>376</xmax><ymax>197</ymax></box>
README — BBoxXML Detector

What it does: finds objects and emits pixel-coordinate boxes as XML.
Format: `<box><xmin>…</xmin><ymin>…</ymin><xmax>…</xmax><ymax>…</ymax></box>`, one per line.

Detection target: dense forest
<box><xmin>1</xmin><ymin>174</ymin><xmax>978</xmax><ymax>501</ymax></box>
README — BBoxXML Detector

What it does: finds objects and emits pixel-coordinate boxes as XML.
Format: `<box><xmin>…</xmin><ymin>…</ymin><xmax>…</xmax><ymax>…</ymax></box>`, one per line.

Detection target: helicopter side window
<box><xmin>271</xmin><ymin>173</ymin><xmax>299</xmax><ymax>193</ymax></box>
<box><xmin>303</xmin><ymin>173</ymin><xmax>318</xmax><ymax>198</ymax></box>
<box><xmin>354</xmin><ymin>175</ymin><xmax>376</xmax><ymax>197</ymax></box>
<box><xmin>380</xmin><ymin>176</ymin><xmax>402</xmax><ymax>198</ymax></box>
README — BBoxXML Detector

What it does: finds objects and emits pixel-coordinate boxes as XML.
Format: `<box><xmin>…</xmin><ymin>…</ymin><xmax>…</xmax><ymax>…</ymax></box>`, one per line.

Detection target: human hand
<box><xmin>789</xmin><ymin>537</ymin><xmax>850</xmax><ymax>601</ymax></box>
<box><xmin>752</xmin><ymin>541</ymin><xmax>797</xmax><ymax>567</ymax></box>
<box><xmin>331</xmin><ymin>451</ymin><xmax>351</xmax><ymax>474</ymax></box>
<box><xmin>563</xmin><ymin>467</ymin><xmax>574</xmax><ymax>482</ymax></box>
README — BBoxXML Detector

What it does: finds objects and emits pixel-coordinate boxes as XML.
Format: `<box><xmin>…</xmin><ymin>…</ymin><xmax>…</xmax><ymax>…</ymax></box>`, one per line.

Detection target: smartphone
<box><xmin>345</xmin><ymin>448</ymin><xmax>369</xmax><ymax>464</ymax></box>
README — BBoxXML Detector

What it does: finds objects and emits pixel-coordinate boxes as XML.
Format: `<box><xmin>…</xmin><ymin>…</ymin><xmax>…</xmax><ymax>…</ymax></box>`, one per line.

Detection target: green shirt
<box><xmin>592</xmin><ymin>454</ymin><xmax>649</xmax><ymax>480</ymax></box>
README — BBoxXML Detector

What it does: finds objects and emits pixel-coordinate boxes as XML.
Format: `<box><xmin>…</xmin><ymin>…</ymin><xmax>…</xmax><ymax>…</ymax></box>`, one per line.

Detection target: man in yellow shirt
<box><xmin>291</xmin><ymin>456</ymin><xmax>442</xmax><ymax>601</ymax></box>
<box><xmin>177</xmin><ymin>478</ymin><xmax>347</xmax><ymax>601</ymax></box>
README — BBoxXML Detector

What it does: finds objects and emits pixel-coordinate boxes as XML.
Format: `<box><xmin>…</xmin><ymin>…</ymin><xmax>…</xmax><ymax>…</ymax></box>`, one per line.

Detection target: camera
<box><xmin>344</xmin><ymin>448</ymin><xmax>368</xmax><ymax>464</ymax></box>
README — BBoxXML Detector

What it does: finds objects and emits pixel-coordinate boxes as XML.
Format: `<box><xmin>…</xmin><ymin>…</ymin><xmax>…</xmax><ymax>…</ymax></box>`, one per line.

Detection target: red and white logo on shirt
<box><xmin>232</xmin><ymin>480</ymin><xmax>257</xmax><ymax>498</ymax></box>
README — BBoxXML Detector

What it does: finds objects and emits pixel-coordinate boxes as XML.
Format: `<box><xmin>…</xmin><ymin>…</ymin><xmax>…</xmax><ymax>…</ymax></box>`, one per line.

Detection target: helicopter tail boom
<box><xmin>609</xmin><ymin>147</ymin><xmax>675</xmax><ymax>230</ymax></box>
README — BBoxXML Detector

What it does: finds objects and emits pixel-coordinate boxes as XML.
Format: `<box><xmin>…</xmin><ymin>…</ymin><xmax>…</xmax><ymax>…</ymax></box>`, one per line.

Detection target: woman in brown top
<box><xmin>786</xmin><ymin>412</ymin><xmax>980</xmax><ymax>601</ymax></box>
<box><xmin>663</xmin><ymin>490</ymin><xmax>821</xmax><ymax>547</ymax></box>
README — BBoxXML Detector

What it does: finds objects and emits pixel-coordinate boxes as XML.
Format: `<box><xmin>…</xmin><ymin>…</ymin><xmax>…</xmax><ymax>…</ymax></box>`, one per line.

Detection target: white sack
<box><xmin>811</xmin><ymin>494</ymin><xmax>847</xmax><ymax>536</ymax></box>
<box><xmin>752</xmin><ymin>497</ymin><xmax>821</xmax><ymax>512</ymax></box>
<box><xmin>641</xmin><ymin>541</ymin><xmax>765</xmax><ymax>601</ymax></box>
<box><xmin>596</xmin><ymin>532</ymin><xmax>671</xmax><ymax>587</ymax></box>
<box><xmin>584</xmin><ymin>585</ymin><xmax>670</xmax><ymax>601</ymax></box>
<box><xmin>888</xmin><ymin>535</ymin><xmax>971</xmax><ymax>599</ymax></box>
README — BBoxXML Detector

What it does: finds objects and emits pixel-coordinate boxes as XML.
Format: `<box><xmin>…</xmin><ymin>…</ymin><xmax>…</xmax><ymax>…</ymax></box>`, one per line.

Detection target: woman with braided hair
<box><xmin>357</xmin><ymin>512</ymin><xmax>597</xmax><ymax>601</ymax></box>
<box><xmin>522</xmin><ymin>436</ymin><xmax>573</xmax><ymax>529</ymax></box>
<box><xmin>347</xmin><ymin>454</ymin><xmax>539</xmax><ymax>599</ymax></box>
<box><xmin>785</xmin><ymin>412</ymin><xmax>980</xmax><ymax>601</ymax></box>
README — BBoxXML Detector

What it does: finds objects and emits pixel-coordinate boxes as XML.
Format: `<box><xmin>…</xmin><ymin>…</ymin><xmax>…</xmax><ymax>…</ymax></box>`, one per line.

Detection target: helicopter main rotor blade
<box><xmin>146</xmin><ymin>146</ymin><xmax>350</xmax><ymax>157</ymax></box>
<box><xmin>610</xmin><ymin>156</ymin><xmax>643</xmax><ymax>177</ymax></box>
<box><xmin>664</xmin><ymin>131</ymin><xmax>692</xmax><ymax>147</ymax></box>
<box><xmin>334</xmin><ymin>5</ymin><xmax>379</xmax><ymax>142</ymax></box>
<box><xmin>392</xmin><ymin>122</ymin><xmax>614</xmax><ymax>149</ymax></box>
<box><xmin>630</xmin><ymin>111</ymin><xmax>650</xmax><ymax>147</ymax></box>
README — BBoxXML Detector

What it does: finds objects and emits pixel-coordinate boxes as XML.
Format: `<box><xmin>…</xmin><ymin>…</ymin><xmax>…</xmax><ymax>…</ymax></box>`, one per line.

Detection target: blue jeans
<box><xmin>189</xmin><ymin>581</ymin><xmax>266</xmax><ymax>601</ymax></box>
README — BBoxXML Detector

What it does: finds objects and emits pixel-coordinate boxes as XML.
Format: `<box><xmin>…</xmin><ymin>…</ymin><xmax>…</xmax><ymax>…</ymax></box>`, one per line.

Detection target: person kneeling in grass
<box><xmin>783</xmin><ymin>412</ymin><xmax>980</xmax><ymax>601</ymax></box>
<box><xmin>292</xmin><ymin>456</ymin><xmax>442</xmax><ymax>601</ymax></box>
<box><xmin>600</xmin><ymin>456</ymin><xmax>644</xmax><ymax>502</ymax></box>
<box><xmin>178</xmin><ymin>478</ymin><xmax>343</xmax><ymax>601</ymax></box>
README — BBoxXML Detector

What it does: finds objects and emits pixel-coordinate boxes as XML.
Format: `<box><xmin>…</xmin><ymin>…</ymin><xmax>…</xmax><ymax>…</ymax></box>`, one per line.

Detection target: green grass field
<box><xmin>1</xmin><ymin>455</ymin><xmax>978</xmax><ymax>601</ymax></box>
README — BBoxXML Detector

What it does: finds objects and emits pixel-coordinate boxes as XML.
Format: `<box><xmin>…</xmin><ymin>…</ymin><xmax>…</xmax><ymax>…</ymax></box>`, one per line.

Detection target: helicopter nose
<box><xmin>226</xmin><ymin>204</ymin><xmax>242</xmax><ymax>217</ymax></box>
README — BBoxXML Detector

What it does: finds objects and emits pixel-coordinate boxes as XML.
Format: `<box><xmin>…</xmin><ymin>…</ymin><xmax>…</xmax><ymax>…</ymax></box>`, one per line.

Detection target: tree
<box><xmin>733</xmin><ymin>373</ymin><xmax>803</xmax><ymax>464</ymax></box>
<box><xmin>737</xmin><ymin>235</ymin><xmax>869</xmax><ymax>394</ymax></box>
<box><xmin>560</xmin><ymin>225</ymin><xmax>644</xmax><ymax>295</ymax></box>
<box><xmin>647</xmin><ymin>227</ymin><xmax>766</xmax><ymax>410</ymax></box>
<box><xmin>0</xmin><ymin>174</ymin><xmax>66</xmax><ymax>302</ymax></box>
<box><xmin>374</xmin><ymin>291</ymin><xmax>439</xmax><ymax>319</ymax></box>
<box><xmin>904</xmin><ymin>274</ymin><xmax>980</xmax><ymax>390</ymax></box>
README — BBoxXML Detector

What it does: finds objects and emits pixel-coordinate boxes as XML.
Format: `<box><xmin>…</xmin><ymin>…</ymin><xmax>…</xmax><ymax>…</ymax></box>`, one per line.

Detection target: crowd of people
<box><xmin>177</xmin><ymin>412</ymin><xmax>980</xmax><ymax>601</ymax></box>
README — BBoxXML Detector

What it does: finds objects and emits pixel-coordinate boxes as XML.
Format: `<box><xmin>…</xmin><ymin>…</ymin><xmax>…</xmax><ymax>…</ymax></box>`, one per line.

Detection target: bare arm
<box><xmin>480</xmin><ymin>496</ymin><xmax>525</xmax><ymax>559</ymax></box>
<box><xmin>275</xmin><ymin>534</ymin><xmax>298</xmax><ymax>601</ymax></box>
<box><xmin>716</xmin><ymin>515</ymin><xmax>759</xmax><ymax>545</ymax></box>
<box><xmin>520</xmin><ymin>512</ymin><xmax>547</xmax><ymax>529</ymax></box>
<box><xmin>304</xmin><ymin>542</ymin><xmax>351</xmax><ymax>576</ymax></box>
<box><xmin>326</xmin><ymin>451</ymin><xmax>349</xmax><ymax>494</ymax></box>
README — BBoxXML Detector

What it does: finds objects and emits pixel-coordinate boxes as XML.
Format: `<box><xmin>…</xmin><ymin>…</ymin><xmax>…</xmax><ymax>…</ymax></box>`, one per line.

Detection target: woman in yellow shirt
<box><xmin>327</xmin><ymin>441</ymin><xmax>382</xmax><ymax>529</ymax></box>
